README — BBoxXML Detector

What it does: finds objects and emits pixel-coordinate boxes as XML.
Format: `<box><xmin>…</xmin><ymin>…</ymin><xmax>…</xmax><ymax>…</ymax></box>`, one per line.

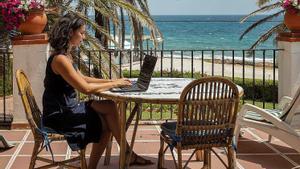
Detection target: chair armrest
<box><xmin>278</xmin><ymin>96</ymin><xmax>293</xmax><ymax>111</ymax></box>
<box><xmin>238</xmin><ymin>103</ymin><xmax>297</xmax><ymax>135</ymax></box>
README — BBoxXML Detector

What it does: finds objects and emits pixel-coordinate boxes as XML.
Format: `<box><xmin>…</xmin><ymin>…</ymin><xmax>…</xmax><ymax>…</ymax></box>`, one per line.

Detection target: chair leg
<box><xmin>29</xmin><ymin>141</ymin><xmax>41</xmax><ymax>169</ymax></box>
<box><xmin>158</xmin><ymin>135</ymin><xmax>165</xmax><ymax>169</ymax></box>
<box><xmin>104</xmin><ymin>134</ymin><xmax>113</xmax><ymax>165</ymax></box>
<box><xmin>227</xmin><ymin>145</ymin><xmax>236</xmax><ymax>169</ymax></box>
<box><xmin>195</xmin><ymin>150</ymin><xmax>204</xmax><ymax>161</ymax></box>
<box><xmin>202</xmin><ymin>149</ymin><xmax>211</xmax><ymax>169</ymax></box>
<box><xmin>177</xmin><ymin>147</ymin><xmax>183</xmax><ymax>169</ymax></box>
<box><xmin>234</xmin><ymin>124</ymin><xmax>242</xmax><ymax>147</ymax></box>
<box><xmin>80</xmin><ymin>148</ymin><xmax>87</xmax><ymax>169</ymax></box>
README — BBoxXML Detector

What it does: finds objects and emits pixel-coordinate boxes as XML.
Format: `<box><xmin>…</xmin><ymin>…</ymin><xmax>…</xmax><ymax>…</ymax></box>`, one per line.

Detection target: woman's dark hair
<box><xmin>49</xmin><ymin>13</ymin><xmax>85</xmax><ymax>55</ymax></box>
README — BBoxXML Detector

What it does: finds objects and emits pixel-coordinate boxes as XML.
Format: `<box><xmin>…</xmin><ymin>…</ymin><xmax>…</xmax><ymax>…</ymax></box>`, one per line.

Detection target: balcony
<box><xmin>1</xmin><ymin>48</ymin><xmax>300</xmax><ymax>169</ymax></box>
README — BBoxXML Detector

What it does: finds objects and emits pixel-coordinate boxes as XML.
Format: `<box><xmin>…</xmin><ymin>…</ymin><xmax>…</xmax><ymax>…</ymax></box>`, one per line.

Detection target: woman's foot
<box><xmin>129</xmin><ymin>153</ymin><xmax>154</xmax><ymax>166</ymax></box>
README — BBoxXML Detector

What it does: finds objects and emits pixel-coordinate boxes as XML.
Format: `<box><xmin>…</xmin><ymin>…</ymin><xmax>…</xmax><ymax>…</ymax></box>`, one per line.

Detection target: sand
<box><xmin>121</xmin><ymin>57</ymin><xmax>278</xmax><ymax>80</ymax></box>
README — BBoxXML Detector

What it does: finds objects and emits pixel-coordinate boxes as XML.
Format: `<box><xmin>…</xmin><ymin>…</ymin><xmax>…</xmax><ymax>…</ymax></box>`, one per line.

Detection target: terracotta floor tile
<box><xmin>19</xmin><ymin>142</ymin><xmax>68</xmax><ymax>155</ymax></box>
<box><xmin>3</xmin><ymin>126</ymin><xmax>300</xmax><ymax>169</ymax></box>
<box><xmin>10</xmin><ymin>156</ymin><xmax>66</xmax><ymax>169</ymax></box>
<box><xmin>269</xmin><ymin>140</ymin><xmax>299</xmax><ymax>154</ymax></box>
<box><xmin>71</xmin><ymin>142</ymin><xmax>119</xmax><ymax>156</ymax></box>
<box><xmin>249</xmin><ymin>128</ymin><xmax>270</xmax><ymax>141</ymax></box>
<box><xmin>190</xmin><ymin>154</ymin><xmax>230</xmax><ymax>169</ymax></box>
<box><xmin>128</xmin><ymin>125</ymin><xmax>157</xmax><ymax>130</ymax></box>
<box><xmin>127</xmin><ymin>130</ymin><xmax>160</xmax><ymax>141</ymax></box>
<box><xmin>285</xmin><ymin>155</ymin><xmax>300</xmax><ymax>164</ymax></box>
<box><xmin>26</xmin><ymin>132</ymin><xmax>34</xmax><ymax>142</ymax></box>
<box><xmin>237</xmin><ymin>155</ymin><xmax>294</xmax><ymax>169</ymax></box>
<box><xmin>0</xmin><ymin>130</ymin><xmax>27</xmax><ymax>141</ymax></box>
<box><xmin>95</xmin><ymin>155</ymin><xmax>159</xmax><ymax>169</ymax></box>
<box><xmin>236</xmin><ymin>140</ymin><xmax>274</xmax><ymax>154</ymax></box>
<box><xmin>0</xmin><ymin>156</ymin><xmax>11</xmax><ymax>169</ymax></box>
<box><xmin>164</xmin><ymin>155</ymin><xmax>205</xmax><ymax>169</ymax></box>
<box><xmin>97</xmin><ymin>156</ymin><xmax>119</xmax><ymax>169</ymax></box>
<box><xmin>132</xmin><ymin>142</ymin><xmax>160</xmax><ymax>154</ymax></box>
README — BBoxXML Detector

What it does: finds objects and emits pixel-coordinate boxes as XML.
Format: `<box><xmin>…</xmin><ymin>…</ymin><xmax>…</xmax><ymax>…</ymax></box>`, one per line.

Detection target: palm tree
<box><xmin>46</xmin><ymin>0</ymin><xmax>162</xmax><ymax>78</ymax></box>
<box><xmin>239</xmin><ymin>0</ymin><xmax>287</xmax><ymax>49</ymax></box>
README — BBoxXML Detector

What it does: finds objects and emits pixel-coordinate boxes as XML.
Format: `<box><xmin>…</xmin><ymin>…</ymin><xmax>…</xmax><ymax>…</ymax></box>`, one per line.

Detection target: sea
<box><xmin>145</xmin><ymin>15</ymin><xmax>282</xmax><ymax>50</ymax></box>
<box><xmin>136</xmin><ymin>15</ymin><xmax>282</xmax><ymax>62</ymax></box>
<box><xmin>105</xmin><ymin>15</ymin><xmax>283</xmax><ymax>61</ymax></box>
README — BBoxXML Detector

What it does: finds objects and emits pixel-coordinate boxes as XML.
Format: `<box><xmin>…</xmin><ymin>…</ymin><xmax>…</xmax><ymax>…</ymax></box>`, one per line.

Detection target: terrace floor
<box><xmin>1</xmin><ymin>124</ymin><xmax>300</xmax><ymax>169</ymax></box>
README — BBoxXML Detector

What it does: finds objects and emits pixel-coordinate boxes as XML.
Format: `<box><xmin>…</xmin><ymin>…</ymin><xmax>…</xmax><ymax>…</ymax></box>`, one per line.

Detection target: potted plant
<box><xmin>281</xmin><ymin>0</ymin><xmax>300</xmax><ymax>32</ymax></box>
<box><xmin>239</xmin><ymin>0</ymin><xmax>300</xmax><ymax>49</ymax></box>
<box><xmin>0</xmin><ymin>0</ymin><xmax>47</xmax><ymax>35</ymax></box>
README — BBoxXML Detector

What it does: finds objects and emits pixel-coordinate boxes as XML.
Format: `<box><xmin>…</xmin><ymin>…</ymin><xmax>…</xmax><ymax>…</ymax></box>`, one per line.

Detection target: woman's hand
<box><xmin>113</xmin><ymin>78</ymin><xmax>132</xmax><ymax>87</ymax></box>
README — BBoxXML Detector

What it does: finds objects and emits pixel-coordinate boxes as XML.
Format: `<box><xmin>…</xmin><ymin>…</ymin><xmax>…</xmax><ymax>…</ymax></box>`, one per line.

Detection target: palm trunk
<box><xmin>95</xmin><ymin>11</ymin><xmax>108</xmax><ymax>48</ymax></box>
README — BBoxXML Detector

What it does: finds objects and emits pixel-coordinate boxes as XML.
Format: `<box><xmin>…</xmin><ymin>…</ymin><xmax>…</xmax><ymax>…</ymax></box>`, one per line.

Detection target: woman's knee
<box><xmin>90</xmin><ymin>100</ymin><xmax>116</xmax><ymax>114</ymax></box>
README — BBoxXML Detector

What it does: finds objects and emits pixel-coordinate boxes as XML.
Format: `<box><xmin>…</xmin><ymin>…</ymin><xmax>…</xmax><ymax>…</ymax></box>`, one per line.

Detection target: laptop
<box><xmin>110</xmin><ymin>54</ymin><xmax>157</xmax><ymax>92</ymax></box>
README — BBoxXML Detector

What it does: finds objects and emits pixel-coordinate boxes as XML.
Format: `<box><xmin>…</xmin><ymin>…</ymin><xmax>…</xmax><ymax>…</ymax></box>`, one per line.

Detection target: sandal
<box><xmin>129</xmin><ymin>153</ymin><xmax>154</xmax><ymax>166</ymax></box>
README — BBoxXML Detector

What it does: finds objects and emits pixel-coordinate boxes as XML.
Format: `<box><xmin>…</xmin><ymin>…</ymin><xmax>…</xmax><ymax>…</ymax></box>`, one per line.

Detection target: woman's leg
<box><xmin>90</xmin><ymin>100</ymin><xmax>152</xmax><ymax>165</ymax></box>
<box><xmin>88</xmin><ymin>122</ymin><xmax>112</xmax><ymax>169</ymax></box>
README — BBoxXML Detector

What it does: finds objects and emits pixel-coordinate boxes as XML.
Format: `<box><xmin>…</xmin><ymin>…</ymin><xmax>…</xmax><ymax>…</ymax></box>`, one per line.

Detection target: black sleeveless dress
<box><xmin>42</xmin><ymin>55</ymin><xmax>102</xmax><ymax>151</ymax></box>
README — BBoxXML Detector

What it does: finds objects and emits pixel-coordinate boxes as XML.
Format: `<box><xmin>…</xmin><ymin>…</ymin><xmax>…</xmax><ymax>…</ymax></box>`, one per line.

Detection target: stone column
<box><xmin>12</xmin><ymin>34</ymin><xmax>49</xmax><ymax>124</ymax></box>
<box><xmin>277</xmin><ymin>32</ymin><xmax>300</xmax><ymax>99</ymax></box>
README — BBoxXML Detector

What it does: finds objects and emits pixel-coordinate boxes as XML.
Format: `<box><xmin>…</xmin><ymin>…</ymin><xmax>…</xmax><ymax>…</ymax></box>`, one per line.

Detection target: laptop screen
<box><xmin>136</xmin><ymin>54</ymin><xmax>157</xmax><ymax>89</ymax></box>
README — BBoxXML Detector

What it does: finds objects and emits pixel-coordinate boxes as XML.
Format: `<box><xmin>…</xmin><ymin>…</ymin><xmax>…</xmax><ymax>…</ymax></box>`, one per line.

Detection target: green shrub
<box><xmin>233</xmin><ymin>77</ymin><xmax>278</xmax><ymax>102</ymax></box>
<box><xmin>0</xmin><ymin>57</ymin><xmax>13</xmax><ymax>96</ymax></box>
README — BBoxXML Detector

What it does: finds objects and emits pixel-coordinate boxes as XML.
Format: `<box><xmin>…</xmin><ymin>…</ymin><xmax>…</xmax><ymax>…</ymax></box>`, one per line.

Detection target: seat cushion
<box><xmin>161</xmin><ymin>121</ymin><xmax>177</xmax><ymax>140</ymax></box>
<box><xmin>161</xmin><ymin>121</ymin><xmax>231</xmax><ymax>146</ymax></box>
<box><xmin>244</xmin><ymin>109</ymin><xmax>283</xmax><ymax>122</ymax></box>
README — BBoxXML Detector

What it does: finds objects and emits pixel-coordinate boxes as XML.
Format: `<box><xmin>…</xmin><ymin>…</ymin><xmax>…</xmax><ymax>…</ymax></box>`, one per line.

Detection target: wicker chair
<box><xmin>158</xmin><ymin>77</ymin><xmax>240</xmax><ymax>169</ymax></box>
<box><xmin>15</xmin><ymin>69</ymin><xmax>87</xmax><ymax>169</ymax></box>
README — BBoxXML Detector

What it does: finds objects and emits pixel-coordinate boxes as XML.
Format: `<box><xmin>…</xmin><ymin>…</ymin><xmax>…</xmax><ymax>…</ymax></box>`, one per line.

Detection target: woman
<box><xmin>42</xmin><ymin>13</ymin><xmax>153</xmax><ymax>169</ymax></box>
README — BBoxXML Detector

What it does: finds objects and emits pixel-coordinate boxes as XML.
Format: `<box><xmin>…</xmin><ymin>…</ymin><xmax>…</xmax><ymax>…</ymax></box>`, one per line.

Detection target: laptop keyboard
<box><xmin>110</xmin><ymin>82</ymin><xmax>143</xmax><ymax>92</ymax></box>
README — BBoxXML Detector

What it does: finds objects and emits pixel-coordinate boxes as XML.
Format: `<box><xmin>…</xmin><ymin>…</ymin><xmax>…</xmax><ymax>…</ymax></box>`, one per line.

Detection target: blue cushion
<box><xmin>161</xmin><ymin>122</ymin><xmax>178</xmax><ymax>140</ymax></box>
<box><xmin>161</xmin><ymin>121</ymin><xmax>231</xmax><ymax>145</ymax></box>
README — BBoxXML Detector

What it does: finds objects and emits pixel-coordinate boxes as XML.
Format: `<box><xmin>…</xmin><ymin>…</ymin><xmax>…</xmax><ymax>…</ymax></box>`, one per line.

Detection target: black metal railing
<box><xmin>0</xmin><ymin>48</ymin><xmax>281</xmax><ymax>122</ymax></box>
<box><xmin>0</xmin><ymin>48</ymin><xmax>13</xmax><ymax>128</ymax></box>
<box><xmin>76</xmin><ymin>48</ymin><xmax>281</xmax><ymax>121</ymax></box>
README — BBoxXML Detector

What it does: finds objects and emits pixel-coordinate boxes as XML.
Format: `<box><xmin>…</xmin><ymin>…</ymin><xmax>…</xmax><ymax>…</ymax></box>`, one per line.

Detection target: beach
<box><xmin>121</xmin><ymin>57</ymin><xmax>278</xmax><ymax>80</ymax></box>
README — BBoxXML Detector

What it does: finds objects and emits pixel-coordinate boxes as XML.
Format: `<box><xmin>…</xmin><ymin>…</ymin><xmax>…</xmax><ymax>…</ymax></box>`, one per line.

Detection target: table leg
<box><xmin>125</xmin><ymin>103</ymin><xmax>139</xmax><ymax>131</ymax></box>
<box><xmin>196</xmin><ymin>150</ymin><xmax>204</xmax><ymax>161</ymax></box>
<box><xmin>119</xmin><ymin>101</ymin><xmax>127</xmax><ymax>169</ymax></box>
<box><xmin>125</xmin><ymin>103</ymin><xmax>142</xmax><ymax>168</ymax></box>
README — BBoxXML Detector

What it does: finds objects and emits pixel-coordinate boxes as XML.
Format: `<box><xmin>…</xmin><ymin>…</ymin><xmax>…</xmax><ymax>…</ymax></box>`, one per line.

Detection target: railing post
<box><xmin>12</xmin><ymin>34</ymin><xmax>49</xmax><ymax>124</ymax></box>
<box><xmin>277</xmin><ymin>33</ymin><xmax>300</xmax><ymax>99</ymax></box>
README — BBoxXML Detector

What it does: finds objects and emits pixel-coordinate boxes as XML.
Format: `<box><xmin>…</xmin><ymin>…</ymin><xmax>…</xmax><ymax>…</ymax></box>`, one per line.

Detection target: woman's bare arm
<box><xmin>51</xmin><ymin>55</ymin><xmax>131</xmax><ymax>94</ymax></box>
<box><xmin>77</xmin><ymin>71</ymin><xmax>113</xmax><ymax>83</ymax></box>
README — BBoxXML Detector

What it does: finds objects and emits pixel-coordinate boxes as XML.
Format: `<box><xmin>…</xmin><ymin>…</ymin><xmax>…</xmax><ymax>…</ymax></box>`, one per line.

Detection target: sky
<box><xmin>148</xmin><ymin>0</ymin><xmax>262</xmax><ymax>15</ymax></box>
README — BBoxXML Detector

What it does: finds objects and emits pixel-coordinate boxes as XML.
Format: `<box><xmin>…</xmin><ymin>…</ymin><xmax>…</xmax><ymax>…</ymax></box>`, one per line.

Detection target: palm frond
<box><xmin>257</xmin><ymin>0</ymin><xmax>274</xmax><ymax>7</ymax></box>
<box><xmin>240</xmin><ymin>10</ymin><xmax>284</xmax><ymax>40</ymax></box>
<box><xmin>92</xmin><ymin>0</ymin><xmax>119</xmax><ymax>23</ymax></box>
<box><xmin>241</xmin><ymin>2</ymin><xmax>281</xmax><ymax>23</ymax></box>
<box><xmin>109</xmin><ymin>0</ymin><xmax>161</xmax><ymax>40</ymax></box>
<box><xmin>249</xmin><ymin>23</ymin><xmax>286</xmax><ymax>49</ymax></box>
<box><xmin>46</xmin><ymin>0</ymin><xmax>162</xmax><ymax>77</ymax></box>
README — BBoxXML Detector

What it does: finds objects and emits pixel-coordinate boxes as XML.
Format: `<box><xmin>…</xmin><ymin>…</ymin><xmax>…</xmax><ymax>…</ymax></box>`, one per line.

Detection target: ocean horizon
<box><xmin>89</xmin><ymin>15</ymin><xmax>283</xmax><ymax>60</ymax></box>
<box><xmin>145</xmin><ymin>15</ymin><xmax>282</xmax><ymax>50</ymax></box>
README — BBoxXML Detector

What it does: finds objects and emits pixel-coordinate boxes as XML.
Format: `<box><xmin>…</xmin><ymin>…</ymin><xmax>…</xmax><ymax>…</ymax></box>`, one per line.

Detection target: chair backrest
<box><xmin>282</xmin><ymin>86</ymin><xmax>300</xmax><ymax>123</ymax></box>
<box><xmin>15</xmin><ymin>69</ymin><xmax>42</xmax><ymax>136</ymax></box>
<box><xmin>177</xmin><ymin>77</ymin><xmax>240</xmax><ymax>149</ymax></box>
